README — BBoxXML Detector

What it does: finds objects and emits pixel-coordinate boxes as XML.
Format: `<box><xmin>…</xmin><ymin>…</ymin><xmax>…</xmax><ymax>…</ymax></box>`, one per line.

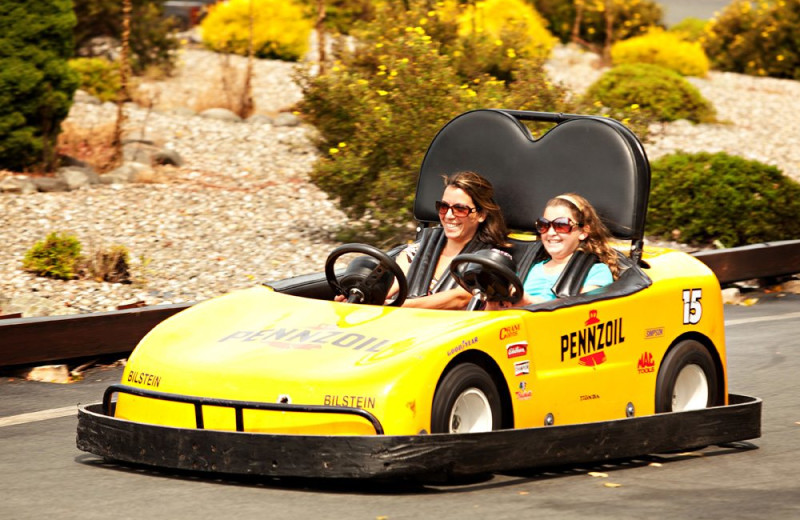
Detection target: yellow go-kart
<box><xmin>77</xmin><ymin>109</ymin><xmax>760</xmax><ymax>480</ymax></box>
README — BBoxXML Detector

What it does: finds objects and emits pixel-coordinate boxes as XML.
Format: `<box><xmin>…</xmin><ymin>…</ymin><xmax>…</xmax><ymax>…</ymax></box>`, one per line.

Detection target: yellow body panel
<box><xmin>116</xmin><ymin>247</ymin><xmax>727</xmax><ymax>435</ymax></box>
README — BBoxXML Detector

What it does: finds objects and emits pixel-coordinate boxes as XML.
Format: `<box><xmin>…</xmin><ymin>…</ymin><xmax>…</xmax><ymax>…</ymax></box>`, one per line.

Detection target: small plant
<box><xmin>647</xmin><ymin>152</ymin><xmax>800</xmax><ymax>247</ymax></box>
<box><xmin>85</xmin><ymin>244</ymin><xmax>131</xmax><ymax>283</ymax></box>
<box><xmin>611</xmin><ymin>28</ymin><xmax>710</xmax><ymax>77</ymax></box>
<box><xmin>68</xmin><ymin>57</ymin><xmax>121</xmax><ymax>102</ymax></box>
<box><xmin>57</xmin><ymin>121</ymin><xmax>118</xmax><ymax>173</ymax></box>
<box><xmin>581</xmin><ymin>63</ymin><xmax>715</xmax><ymax>138</ymax></box>
<box><xmin>22</xmin><ymin>232</ymin><xmax>83</xmax><ymax>280</ymax></box>
<box><xmin>201</xmin><ymin>0</ymin><xmax>313</xmax><ymax>61</ymax></box>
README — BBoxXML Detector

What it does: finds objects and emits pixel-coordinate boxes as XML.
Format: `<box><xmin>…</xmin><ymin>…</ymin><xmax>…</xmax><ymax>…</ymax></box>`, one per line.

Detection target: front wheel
<box><xmin>431</xmin><ymin>363</ymin><xmax>502</xmax><ymax>433</ymax></box>
<box><xmin>655</xmin><ymin>339</ymin><xmax>720</xmax><ymax>413</ymax></box>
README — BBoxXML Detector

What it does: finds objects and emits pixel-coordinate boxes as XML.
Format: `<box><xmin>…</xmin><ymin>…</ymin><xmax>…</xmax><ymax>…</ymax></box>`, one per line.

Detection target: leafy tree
<box><xmin>0</xmin><ymin>0</ymin><xmax>79</xmax><ymax>171</ymax></box>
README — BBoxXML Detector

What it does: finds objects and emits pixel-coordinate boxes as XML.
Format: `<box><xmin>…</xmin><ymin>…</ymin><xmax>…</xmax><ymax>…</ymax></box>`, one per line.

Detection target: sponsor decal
<box><xmin>323</xmin><ymin>394</ymin><xmax>376</xmax><ymax>409</ymax></box>
<box><xmin>580</xmin><ymin>394</ymin><xmax>600</xmax><ymax>401</ymax></box>
<box><xmin>638</xmin><ymin>352</ymin><xmax>655</xmax><ymax>374</ymax></box>
<box><xmin>499</xmin><ymin>324</ymin><xmax>521</xmax><ymax>340</ymax></box>
<box><xmin>515</xmin><ymin>381</ymin><xmax>532</xmax><ymax>400</ymax></box>
<box><xmin>645</xmin><ymin>327</ymin><xmax>664</xmax><ymax>339</ymax></box>
<box><xmin>506</xmin><ymin>342</ymin><xmax>528</xmax><ymax>358</ymax></box>
<box><xmin>514</xmin><ymin>360</ymin><xmax>530</xmax><ymax>376</ymax></box>
<box><xmin>218</xmin><ymin>327</ymin><xmax>389</xmax><ymax>352</ymax></box>
<box><xmin>127</xmin><ymin>370</ymin><xmax>161</xmax><ymax>388</ymax></box>
<box><xmin>447</xmin><ymin>336</ymin><xmax>478</xmax><ymax>356</ymax></box>
<box><xmin>560</xmin><ymin>310</ymin><xmax>625</xmax><ymax>364</ymax></box>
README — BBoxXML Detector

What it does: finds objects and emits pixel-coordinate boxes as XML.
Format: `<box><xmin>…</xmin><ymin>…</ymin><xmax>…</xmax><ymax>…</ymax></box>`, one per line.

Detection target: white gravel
<box><xmin>1</xmin><ymin>45</ymin><xmax>799</xmax><ymax>317</ymax></box>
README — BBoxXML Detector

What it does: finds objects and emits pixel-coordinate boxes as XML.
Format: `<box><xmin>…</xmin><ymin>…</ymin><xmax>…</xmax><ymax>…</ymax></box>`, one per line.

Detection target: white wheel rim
<box><xmin>449</xmin><ymin>388</ymin><xmax>493</xmax><ymax>433</ymax></box>
<box><xmin>672</xmin><ymin>364</ymin><xmax>709</xmax><ymax>411</ymax></box>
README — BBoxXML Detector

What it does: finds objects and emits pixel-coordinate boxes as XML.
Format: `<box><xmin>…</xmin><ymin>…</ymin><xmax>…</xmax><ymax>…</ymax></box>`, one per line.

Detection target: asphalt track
<box><xmin>1</xmin><ymin>294</ymin><xmax>799</xmax><ymax>520</ymax></box>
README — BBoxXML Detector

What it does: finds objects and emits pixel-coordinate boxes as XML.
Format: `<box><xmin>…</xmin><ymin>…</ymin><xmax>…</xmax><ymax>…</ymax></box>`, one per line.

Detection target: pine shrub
<box><xmin>22</xmin><ymin>232</ymin><xmax>83</xmax><ymax>280</ymax></box>
<box><xmin>201</xmin><ymin>0</ymin><xmax>313</xmax><ymax>61</ymax></box>
<box><xmin>0</xmin><ymin>0</ymin><xmax>79</xmax><ymax>172</ymax></box>
<box><xmin>648</xmin><ymin>152</ymin><xmax>800</xmax><ymax>247</ymax></box>
<box><xmin>611</xmin><ymin>28</ymin><xmax>710</xmax><ymax>77</ymax></box>
<box><xmin>703</xmin><ymin>0</ymin><xmax>800</xmax><ymax>79</ymax></box>
<box><xmin>669</xmin><ymin>17</ymin><xmax>707</xmax><ymax>42</ymax></box>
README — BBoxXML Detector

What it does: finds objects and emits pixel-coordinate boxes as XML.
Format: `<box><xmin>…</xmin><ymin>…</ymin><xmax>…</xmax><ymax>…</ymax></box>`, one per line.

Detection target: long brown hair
<box><xmin>443</xmin><ymin>171</ymin><xmax>509</xmax><ymax>247</ymax></box>
<box><xmin>547</xmin><ymin>193</ymin><xmax>620</xmax><ymax>277</ymax></box>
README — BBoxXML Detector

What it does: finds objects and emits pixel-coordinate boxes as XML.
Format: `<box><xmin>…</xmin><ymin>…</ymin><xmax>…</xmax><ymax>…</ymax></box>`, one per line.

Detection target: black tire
<box><xmin>655</xmin><ymin>339</ymin><xmax>720</xmax><ymax>413</ymax></box>
<box><xmin>431</xmin><ymin>363</ymin><xmax>502</xmax><ymax>433</ymax></box>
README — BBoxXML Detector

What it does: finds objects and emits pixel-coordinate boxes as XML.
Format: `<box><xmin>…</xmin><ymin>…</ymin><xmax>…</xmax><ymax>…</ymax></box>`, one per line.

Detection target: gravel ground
<box><xmin>2</xmin><ymin>45</ymin><xmax>799</xmax><ymax>317</ymax></box>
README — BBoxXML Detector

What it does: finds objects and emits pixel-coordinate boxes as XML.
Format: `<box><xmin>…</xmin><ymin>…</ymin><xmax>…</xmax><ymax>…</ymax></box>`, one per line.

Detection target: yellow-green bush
<box><xmin>201</xmin><ymin>0</ymin><xmax>312</xmax><ymax>61</ymax></box>
<box><xmin>22</xmin><ymin>232</ymin><xmax>83</xmax><ymax>280</ymax></box>
<box><xmin>611</xmin><ymin>28</ymin><xmax>710</xmax><ymax>77</ymax></box>
<box><xmin>441</xmin><ymin>0</ymin><xmax>556</xmax><ymax>81</ymax></box>
<box><xmin>296</xmin><ymin>0</ymin><xmax>570</xmax><ymax>244</ymax></box>
<box><xmin>703</xmin><ymin>0</ymin><xmax>800</xmax><ymax>79</ymax></box>
<box><xmin>68</xmin><ymin>57</ymin><xmax>121</xmax><ymax>102</ymax></box>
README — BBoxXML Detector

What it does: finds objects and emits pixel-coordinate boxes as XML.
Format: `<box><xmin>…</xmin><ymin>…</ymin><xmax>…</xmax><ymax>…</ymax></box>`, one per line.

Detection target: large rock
<box><xmin>0</xmin><ymin>176</ymin><xmax>37</xmax><ymax>194</ymax></box>
<box><xmin>199</xmin><ymin>108</ymin><xmax>242</xmax><ymax>122</ymax></box>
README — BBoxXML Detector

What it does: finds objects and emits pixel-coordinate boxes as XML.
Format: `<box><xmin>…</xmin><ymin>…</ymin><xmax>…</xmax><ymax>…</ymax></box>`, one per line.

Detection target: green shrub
<box><xmin>201</xmin><ymin>0</ymin><xmax>313</xmax><ymax>61</ymax></box>
<box><xmin>532</xmin><ymin>0</ymin><xmax>663</xmax><ymax>46</ymax></box>
<box><xmin>0</xmin><ymin>0</ymin><xmax>79</xmax><ymax>172</ymax></box>
<box><xmin>69</xmin><ymin>57</ymin><xmax>121</xmax><ymax>102</ymax></box>
<box><xmin>297</xmin><ymin>0</ymin><xmax>569</xmax><ymax>244</ymax></box>
<box><xmin>581</xmin><ymin>63</ymin><xmax>715</xmax><ymax>138</ymax></box>
<box><xmin>22</xmin><ymin>232</ymin><xmax>83</xmax><ymax>280</ymax></box>
<box><xmin>73</xmin><ymin>0</ymin><xmax>179</xmax><ymax>76</ymax></box>
<box><xmin>669</xmin><ymin>17</ymin><xmax>707</xmax><ymax>41</ymax></box>
<box><xmin>703</xmin><ymin>0</ymin><xmax>800</xmax><ymax>79</ymax></box>
<box><xmin>611</xmin><ymin>28</ymin><xmax>710</xmax><ymax>77</ymax></box>
<box><xmin>648</xmin><ymin>152</ymin><xmax>800</xmax><ymax>247</ymax></box>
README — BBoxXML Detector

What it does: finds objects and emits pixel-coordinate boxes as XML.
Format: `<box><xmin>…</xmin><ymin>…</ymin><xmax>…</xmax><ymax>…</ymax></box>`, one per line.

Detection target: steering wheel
<box><xmin>450</xmin><ymin>249</ymin><xmax>524</xmax><ymax>310</ymax></box>
<box><xmin>325</xmin><ymin>243</ymin><xmax>408</xmax><ymax>307</ymax></box>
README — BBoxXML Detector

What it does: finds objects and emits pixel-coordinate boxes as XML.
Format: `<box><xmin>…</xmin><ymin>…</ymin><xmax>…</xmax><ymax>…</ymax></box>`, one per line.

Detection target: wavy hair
<box><xmin>443</xmin><ymin>171</ymin><xmax>509</xmax><ymax>247</ymax></box>
<box><xmin>547</xmin><ymin>193</ymin><xmax>620</xmax><ymax>278</ymax></box>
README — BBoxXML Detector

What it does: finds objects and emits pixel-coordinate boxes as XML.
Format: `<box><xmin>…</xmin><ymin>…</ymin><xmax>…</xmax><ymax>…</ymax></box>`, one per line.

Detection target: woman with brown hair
<box><xmin>391</xmin><ymin>170</ymin><xmax>509</xmax><ymax>309</ymax></box>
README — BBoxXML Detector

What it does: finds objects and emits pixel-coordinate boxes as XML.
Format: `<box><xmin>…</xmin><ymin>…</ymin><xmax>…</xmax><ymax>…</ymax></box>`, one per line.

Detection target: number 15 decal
<box><xmin>682</xmin><ymin>289</ymin><xmax>702</xmax><ymax>325</ymax></box>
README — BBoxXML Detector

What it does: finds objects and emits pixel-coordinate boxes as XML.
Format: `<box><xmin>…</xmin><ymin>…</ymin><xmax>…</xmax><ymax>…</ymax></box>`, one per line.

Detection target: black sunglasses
<box><xmin>535</xmin><ymin>217</ymin><xmax>581</xmax><ymax>234</ymax></box>
<box><xmin>436</xmin><ymin>201</ymin><xmax>477</xmax><ymax>218</ymax></box>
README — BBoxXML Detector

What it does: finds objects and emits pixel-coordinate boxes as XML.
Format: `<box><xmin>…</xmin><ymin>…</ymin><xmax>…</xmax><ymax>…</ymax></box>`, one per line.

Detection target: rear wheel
<box><xmin>431</xmin><ymin>363</ymin><xmax>502</xmax><ymax>433</ymax></box>
<box><xmin>655</xmin><ymin>340</ymin><xmax>720</xmax><ymax>413</ymax></box>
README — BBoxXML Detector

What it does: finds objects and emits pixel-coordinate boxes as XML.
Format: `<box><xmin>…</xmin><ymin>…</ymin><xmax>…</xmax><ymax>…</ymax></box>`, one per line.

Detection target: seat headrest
<box><xmin>414</xmin><ymin>109</ymin><xmax>650</xmax><ymax>243</ymax></box>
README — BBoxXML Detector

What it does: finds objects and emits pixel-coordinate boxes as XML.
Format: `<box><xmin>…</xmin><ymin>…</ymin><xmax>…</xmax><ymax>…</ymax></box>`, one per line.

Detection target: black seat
<box><xmin>410</xmin><ymin>109</ymin><xmax>652</xmax><ymax>301</ymax></box>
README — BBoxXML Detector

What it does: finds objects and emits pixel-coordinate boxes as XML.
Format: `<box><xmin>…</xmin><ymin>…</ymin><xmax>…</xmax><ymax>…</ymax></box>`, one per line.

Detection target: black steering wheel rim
<box><xmin>325</xmin><ymin>243</ymin><xmax>408</xmax><ymax>307</ymax></box>
<box><xmin>449</xmin><ymin>252</ymin><xmax>524</xmax><ymax>305</ymax></box>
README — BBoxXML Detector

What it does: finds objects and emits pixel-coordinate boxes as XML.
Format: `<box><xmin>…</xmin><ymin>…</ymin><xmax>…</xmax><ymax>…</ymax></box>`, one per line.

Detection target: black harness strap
<box><xmin>551</xmin><ymin>250</ymin><xmax>600</xmax><ymax>298</ymax></box>
<box><xmin>405</xmin><ymin>228</ymin><xmax>494</xmax><ymax>298</ymax></box>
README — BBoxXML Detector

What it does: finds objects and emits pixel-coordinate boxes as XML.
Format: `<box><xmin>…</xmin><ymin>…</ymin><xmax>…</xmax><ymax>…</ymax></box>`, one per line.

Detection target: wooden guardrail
<box><xmin>1</xmin><ymin>240</ymin><xmax>798</xmax><ymax>368</ymax></box>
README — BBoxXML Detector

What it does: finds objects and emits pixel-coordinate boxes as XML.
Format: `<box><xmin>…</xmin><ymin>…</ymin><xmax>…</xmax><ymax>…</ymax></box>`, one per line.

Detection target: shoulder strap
<box><xmin>431</xmin><ymin>236</ymin><xmax>494</xmax><ymax>294</ymax></box>
<box><xmin>552</xmin><ymin>251</ymin><xmax>600</xmax><ymax>298</ymax></box>
<box><xmin>406</xmin><ymin>227</ymin><xmax>447</xmax><ymax>298</ymax></box>
<box><xmin>510</xmin><ymin>241</ymin><xmax>545</xmax><ymax>282</ymax></box>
